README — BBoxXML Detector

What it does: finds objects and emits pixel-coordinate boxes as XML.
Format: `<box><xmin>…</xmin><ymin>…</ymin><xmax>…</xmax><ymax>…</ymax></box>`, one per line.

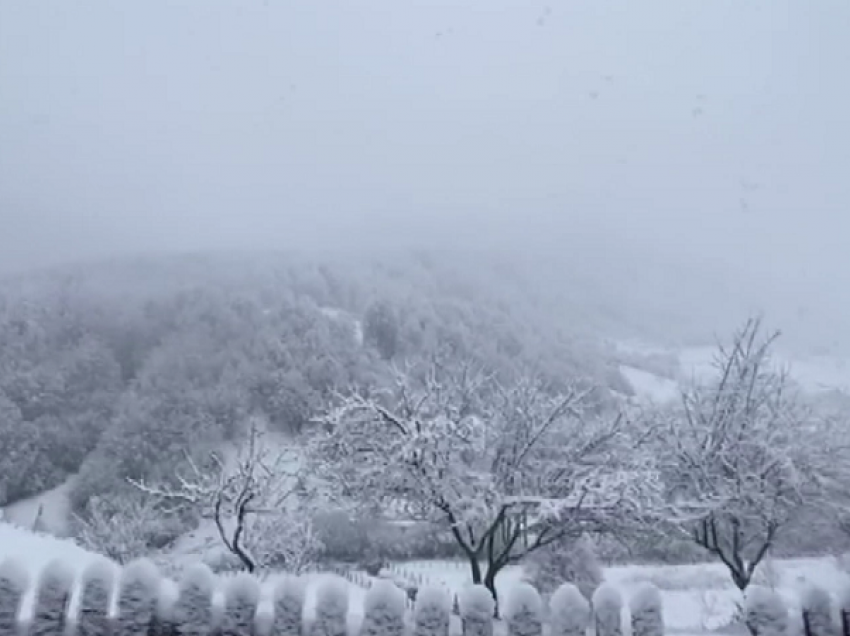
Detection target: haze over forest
<box><xmin>2</xmin><ymin>0</ymin><xmax>849</xmax><ymax>354</ymax></box>
<box><xmin>5</xmin><ymin>0</ymin><xmax>850</xmax><ymax>595</ymax></box>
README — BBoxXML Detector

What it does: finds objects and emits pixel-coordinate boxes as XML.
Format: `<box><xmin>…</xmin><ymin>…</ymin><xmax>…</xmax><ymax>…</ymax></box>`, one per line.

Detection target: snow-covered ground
<box><xmin>2</xmin><ymin>522</ymin><xmax>849</xmax><ymax>634</ymax></box>
<box><xmin>1</xmin><ymin>476</ymin><xmax>77</xmax><ymax>536</ymax></box>
<box><xmin>0</xmin><ymin>522</ymin><xmax>113</xmax><ymax>620</ymax></box>
<box><xmin>386</xmin><ymin>556</ymin><xmax>850</xmax><ymax>635</ymax></box>
<box><xmin>616</xmin><ymin>340</ymin><xmax>850</xmax><ymax>404</ymax></box>
<box><xmin>619</xmin><ymin>365</ymin><xmax>680</xmax><ymax>403</ymax></box>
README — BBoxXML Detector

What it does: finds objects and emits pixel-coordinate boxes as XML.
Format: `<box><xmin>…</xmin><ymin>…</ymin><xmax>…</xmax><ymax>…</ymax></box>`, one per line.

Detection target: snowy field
<box><xmin>383</xmin><ymin>557</ymin><xmax>850</xmax><ymax>634</ymax></box>
<box><xmin>3</xmin><ymin>522</ymin><xmax>849</xmax><ymax>635</ymax></box>
<box><xmin>616</xmin><ymin>341</ymin><xmax>850</xmax><ymax>404</ymax></box>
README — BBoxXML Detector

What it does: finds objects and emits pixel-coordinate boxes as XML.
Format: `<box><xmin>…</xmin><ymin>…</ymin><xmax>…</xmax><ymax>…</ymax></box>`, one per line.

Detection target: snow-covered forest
<box><xmin>3</xmin><ymin>0</ymin><xmax>850</xmax><ymax>633</ymax></box>
<box><xmin>1</xmin><ymin>251</ymin><xmax>849</xmax><ymax>606</ymax></box>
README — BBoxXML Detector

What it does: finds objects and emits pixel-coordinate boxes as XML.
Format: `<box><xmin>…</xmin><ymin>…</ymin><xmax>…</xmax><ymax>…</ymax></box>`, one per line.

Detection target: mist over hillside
<box><xmin>3</xmin><ymin>245</ymin><xmax>843</xmax><ymax>357</ymax></box>
<box><xmin>2</xmin><ymin>0</ymin><xmax>850</xmax><ymax>587</ymax></box>
<box><xmin>2</xmin><ymin>0</ymin><xmax>849</xmax><ymax>356</ymax></box>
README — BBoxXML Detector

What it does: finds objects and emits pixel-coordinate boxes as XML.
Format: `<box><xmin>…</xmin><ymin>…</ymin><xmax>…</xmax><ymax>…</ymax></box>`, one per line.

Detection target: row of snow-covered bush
<box><xmin>0</xmin><ymin>557</ymin><xmax>849</xmax><ymax>636</ymax></box>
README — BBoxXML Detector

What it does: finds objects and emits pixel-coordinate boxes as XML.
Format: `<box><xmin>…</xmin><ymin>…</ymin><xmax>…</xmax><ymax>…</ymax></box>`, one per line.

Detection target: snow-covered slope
<box><xmin>0</xmin><ymin>522</ymin><xmax>101</xmax><ymax>573</ymax></box>
<box><xmin>1</xmin><ymin>476</ymin><xmax>77</xmax><ymax>536</ymax></box>
<box><xmin>618</xmin><ymin>340</ymin><xmax>850</xmax><ymax>404</ymax></box>
<box><xmin>618</xmin><ymin>365</ymin><xmax>679</xmax><ymax>403</ymax></box>
<box><xmin>0</xmin><ymin>522</ymin><xmax>113</xmax><ymax>620</ymax></box>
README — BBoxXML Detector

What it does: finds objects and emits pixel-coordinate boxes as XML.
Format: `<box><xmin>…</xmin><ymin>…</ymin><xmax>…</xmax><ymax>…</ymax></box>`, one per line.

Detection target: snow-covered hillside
<box><xmin>616</xmin><ymin>340</ymin><xmax>850</xmax><ymax>404</ymax></box>
<box><xmin>1</xmin><ymin>476</ymin><xmax>76</xmax><ymax>536</ymax></box>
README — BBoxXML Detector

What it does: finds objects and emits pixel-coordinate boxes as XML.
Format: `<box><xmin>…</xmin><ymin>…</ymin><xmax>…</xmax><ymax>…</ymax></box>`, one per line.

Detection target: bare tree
<box><xmin>72</xmin><ymin>494</ymin><xmax>167</xmax><ymax>564</ymax></box>
<box><xmin>308</xmin><ymin>356</ymin><xmax>661</xmax><ymax>603</ymax></box>
<box><xmin>661</xmin><ymin>318</ymin><xmax>835</xmax><ymax>590</ymax></box>
<box><xmin>129</xmin><ymin>416</ymin><xmax>313</xmax><ymax>572</ymax></box>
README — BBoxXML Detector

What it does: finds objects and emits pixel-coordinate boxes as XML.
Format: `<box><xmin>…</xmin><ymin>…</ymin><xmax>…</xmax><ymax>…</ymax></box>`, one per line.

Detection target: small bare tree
<box><xmin>129</xmin><ymin>416</ymin><xmax>315</xmax><ymax>572</ymax></box>
<box><xmin>73</xmin><ymin>495</ymin><xmax>164</xmax><ymax>563</ymax></box>
<box><xmin>661</xmin><ymin>317</ymin><xmax>833</xmax><ymax>591</ymax></box>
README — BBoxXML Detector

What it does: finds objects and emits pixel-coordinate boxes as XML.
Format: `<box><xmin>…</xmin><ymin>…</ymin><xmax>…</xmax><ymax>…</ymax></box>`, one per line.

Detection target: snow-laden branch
<box><xmin>307</xmin><ymin>356</ymin><xmax>661</xmax><ymax>592</ymax></box>
<box><xmin>129</xmin><ymin>415</ymin><xmax>314</xmax><ymax>572</ymax></box>
<box><xmin>656</xmin><ymin>317</ymin><xmax>843</xmax><ymax>590</ymax></box>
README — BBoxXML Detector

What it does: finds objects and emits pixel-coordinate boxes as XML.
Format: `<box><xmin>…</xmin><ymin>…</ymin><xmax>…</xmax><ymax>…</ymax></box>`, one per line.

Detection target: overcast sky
<box><xmin>1</xmin><ymin>0</ymin><xmax>849</xmax><ymax>289</ymax></box>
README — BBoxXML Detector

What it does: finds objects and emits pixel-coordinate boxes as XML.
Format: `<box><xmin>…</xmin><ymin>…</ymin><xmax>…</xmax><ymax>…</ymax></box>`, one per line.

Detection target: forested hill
<box><xmin>0</xmin><ymin>247</ymin><xmax>841</xmax><ymax>518</ymax></box>
<box><xmin>0</xmin><ymin>249</ymin><xmax>627</xmax><ymax>514</ymax></box>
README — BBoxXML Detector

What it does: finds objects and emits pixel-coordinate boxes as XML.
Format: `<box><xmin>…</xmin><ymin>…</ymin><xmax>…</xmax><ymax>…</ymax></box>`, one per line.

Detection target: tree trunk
<box><xmin>468</xmin><ymin>555</ymin><xmax>482</xmax><ymax>585</ymax></box>
<box><xmin>236</xmin><ymin>550</ymin><xmax>255</xmax><ymax>573</ymax></box>
<box><xmin>731</xmin><ymin>570</ymin><xmax>748</xmax><ymax>592</ymax></box>
<box><xmin>484</xmin><ymin>564</ymin><xmax>501</xmax><ymax>618</ymax></box>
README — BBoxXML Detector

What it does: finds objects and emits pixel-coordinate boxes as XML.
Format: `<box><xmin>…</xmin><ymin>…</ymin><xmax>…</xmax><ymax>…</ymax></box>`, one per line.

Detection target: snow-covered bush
<box><xmin>526</xmin><ymin>535</ymin><xmax>603</xmax><ymax>601</ymax></box>
<box><xmin>459</xmin><ymin>585</ymin><xmax>495</xmax><ymax>636</ymax></box>
<box><xmin>629</xmin><ymin>583</ymin><xmax>663</xmax><ymax>636</ymax></box>
<box><xmin>172</xmin><ymin>563</ymin><xmax>216</xmax><ymax>636</ymax></box>
<box><xmin>549</xmin><ymin>583</ymin><xmax>590</xmax><ymax>636</ymax></box>
<box><xmin>358</xmin><ymin>551</ymin><xmax>386</xmax><ymax>577</ymax></box>
<box><xmin>413</xmin><ymin>585</ymin><xmax>451</xmax><ymax>636</ymax></box>
<box><xmin>222</xmin><ymin>572</ymin><xmax>261</xmax><ymax>636</ymax></box>
<box><xmin>310</xmin><ymin>576</ymin><xmax>349</xmax><ymax>636</ymax></box>
<box><xmin>312</xmin><ymin>510</ymin><xmax>372</xmax><ymax>563</ymax></box>
<box><xmin>503</xmin><ymin>583</ymin><xmax>543</xmax><ymax>636</ymax></box>
<box><xmin>153</xmin><ymin>578</ymin><xmax>180</xmax><ymax>636</ymax></box>
<box><xmin>591</xmin><ymin>584</ymin><xmax>623</xmax><ymax>636</ymax></box>
<box><xmin>0</xmin><ymin>559</ymin><xmax>28</xmax><ymax>635</ymax></box>
<box><xmin>271</xmin><ymin>576</ymin><xmax>306</xmax><ymax>636</ymax></box>
<box><xmin>248</xmin><ymin>512</ymin><xmax>324</xmax><ymax>574</ymax></box>
<box><xmin>359</xmin><ymin>579</ymin><xmax>406</xmax><ymax>636</ymax></box>
<box><xmin>31</xmin><ymin>559</ymin><xmax>75</xmax><ymax>636</ymax></box>
<box><xmin>800</xmin><ymin>585</ymin><xmax>832</xmax><ymax>636</ymax></box>
<box><xmin>73</xmin><ymin>493</ymin><xmax>186</xmax><ymax>564</ymax></box>
<box><xmin>744</xmin><ymin>585</ymin><xmax>788</xmax><ymax>636</ymax></box>
<box><xmin>77</xmin><ymin>559</ymin><xmax>117</xmax><ymax>636</ymax></box>
<box><xmin>116</xmin><ymin>558</ymin><xmax>161</xmax><ymax>636</ymax></box>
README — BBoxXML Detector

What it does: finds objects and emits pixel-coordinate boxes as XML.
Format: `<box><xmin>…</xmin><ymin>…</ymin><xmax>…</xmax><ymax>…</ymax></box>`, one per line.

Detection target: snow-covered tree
<box><xmin>72</xmin><ymin>493</ymin><xmax>177</xmax><ymax>564</ymax></box>
<box><xmin>130</xmin><ymin>416</ymin><xmax>319</xmax><ymax>572</ymax></box>
<box><xmin>813</xmin><ymin>390</ymin><xmax>850</xmax><ymax>545</ymax></box>
<box><xmin>526</xmin><ymin>534</ymin><xmax>602</xmax><ymax>601</ymax></box>
<box><xmin>308</xmin><ymin>357</ymin><xmax>661</xmax><ymax>602</ymax></box>
<box><xmin>660</xmin><ymin>318</ymin><xmax>841</xmax><ymax>591</ymax></box>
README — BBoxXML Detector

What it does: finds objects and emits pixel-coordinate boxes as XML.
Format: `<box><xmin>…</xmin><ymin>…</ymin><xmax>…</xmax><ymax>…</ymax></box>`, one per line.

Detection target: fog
<box><xmin>1</xmin><ymin>1</ymin><xmax>849</xmax><ymax>312</ymax></box>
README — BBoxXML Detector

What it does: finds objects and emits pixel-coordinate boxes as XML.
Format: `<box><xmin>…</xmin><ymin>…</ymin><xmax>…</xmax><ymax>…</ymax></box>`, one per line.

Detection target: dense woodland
<box><xmin>0</xmin><ymin>251</ymin><xmax>619</xmax><ymax>508</ymax></box>
<box><xmin>1</xmin><ymin>250</ymin><xmax>849</xmax><ymax>584</ymax></box>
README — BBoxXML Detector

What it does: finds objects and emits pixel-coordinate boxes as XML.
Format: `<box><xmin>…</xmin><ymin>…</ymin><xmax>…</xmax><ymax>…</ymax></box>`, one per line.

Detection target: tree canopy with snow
<box><xmin>307</xmin><ymin>355</ymin><xmax>661</xmax><ymax>600</ymax></box>
<box><xmin>129</xmin><ymin>416</ymin><xmax>320</xmax><ymax>573</ymax></box>
<box><xmin>659</xmin><ymin>317</ymin><xmax>847</xmax><ymax>590</ymax></box>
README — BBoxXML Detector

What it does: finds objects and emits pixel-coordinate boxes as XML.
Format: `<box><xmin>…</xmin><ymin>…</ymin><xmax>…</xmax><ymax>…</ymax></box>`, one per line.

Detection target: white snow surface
<box><xmin>616</xmin><ymin>340</ymin><xmax>850</xmax><ymax>403</ymax></box>
<box><xmin>2</xmin><ymin>523</ymin><xmax>850</xmax><ymax>636</ymax></box>
<box><xmin>618</xmin><ymin>365</ymin><xmax>679</xmax><ymax>404</ymax></box>
<box><xmin>1</xmin><ymin>476</ymin><xmax>77</xmax><ymax>536</ymax></box>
